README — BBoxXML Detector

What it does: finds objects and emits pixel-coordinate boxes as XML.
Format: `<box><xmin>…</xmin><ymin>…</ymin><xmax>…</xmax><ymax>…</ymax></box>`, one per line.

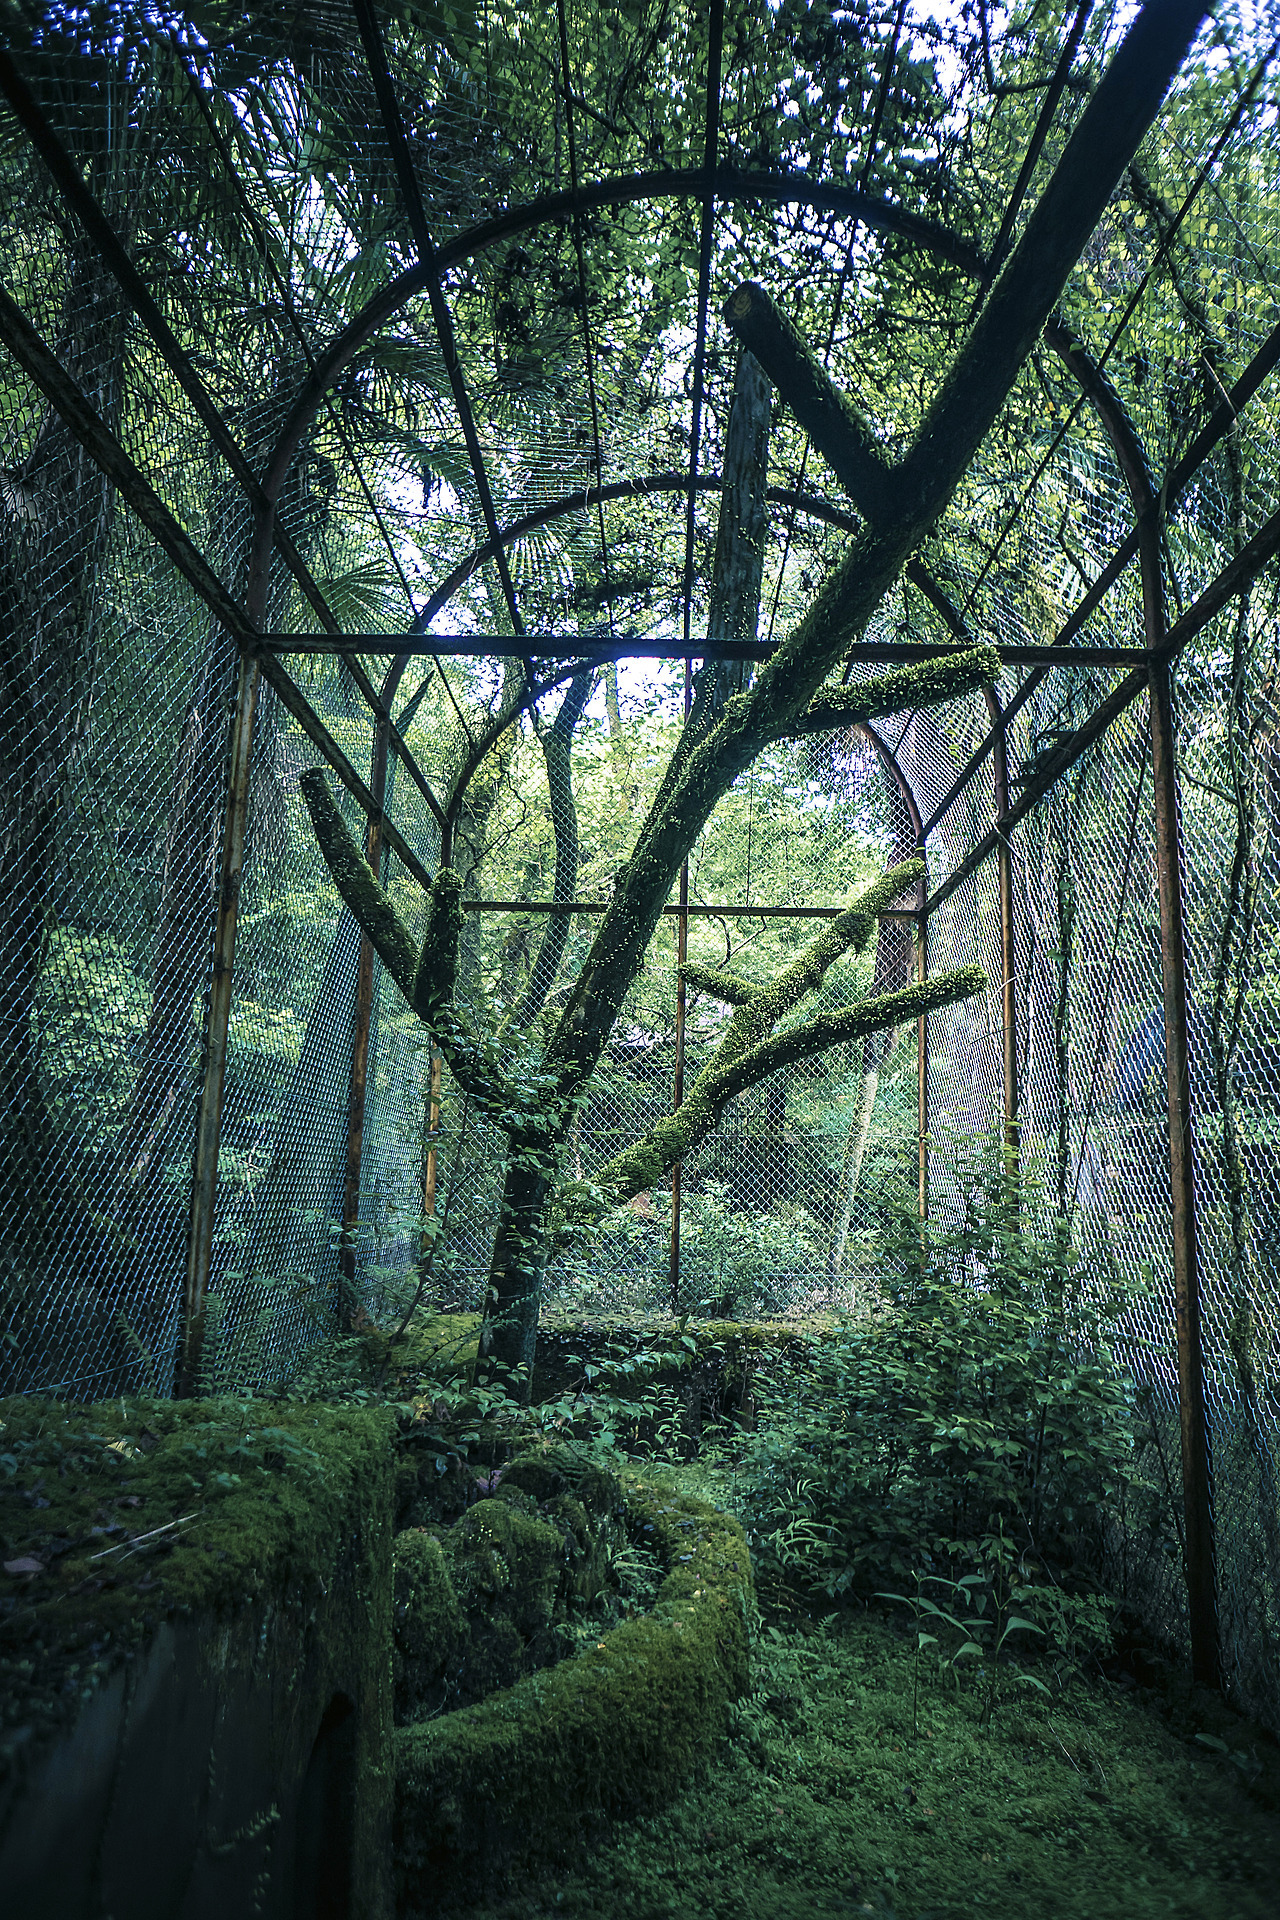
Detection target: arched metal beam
<box><xmin>262</xmin><ymin>168</ymin><xmax>983</xmax><ymax>501</ymax></box>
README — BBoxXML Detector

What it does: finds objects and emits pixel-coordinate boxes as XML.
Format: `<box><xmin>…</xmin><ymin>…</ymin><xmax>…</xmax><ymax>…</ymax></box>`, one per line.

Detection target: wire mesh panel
<box><xmin>348</xmin><ymin>702</ymin><xmax>921</xmax><ymax>1325</ymax></box>
<box><xmin>2</xmin><ymin>0</ymin><xmax>1280</xmax><ymax>1747</ymax></box>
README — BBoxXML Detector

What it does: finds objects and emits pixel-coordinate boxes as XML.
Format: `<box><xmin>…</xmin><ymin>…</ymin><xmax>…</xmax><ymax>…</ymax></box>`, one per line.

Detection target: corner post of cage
<box><xmin>669</xmin><ymin>661</ymin><xmax>693</xmax><ymax>1313</ymax></box>
<box><xmin>1149</xmin><ymin>655</ymin><xmax>1219</xmax><ymax>1688</ymax></box>
<box><xmin>916</xmin><ymin>854</ymin><xmax>930</xmax><ymax>1224</ymax></box>
<box><xmin>177</xmin><ymin>514</ymin><xmax>272</xmax><ymax>1396</ymax></box>
<box><xmin>985</xmin><ymin>687</ymin><xmax>1019</xmax><ymax>1173</ymax></box>
<box><xmin>339</xmin><ymin>708</ymin><xmax>393</xmax><ymax>1318</ymax></box>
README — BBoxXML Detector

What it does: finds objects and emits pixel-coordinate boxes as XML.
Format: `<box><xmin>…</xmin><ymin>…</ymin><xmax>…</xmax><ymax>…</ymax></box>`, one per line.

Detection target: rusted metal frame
<box><xmin>986</xmin><ymin>687</ymin><xmax>1020</xmax><ymax>1165</ymax></box>
<box><xmin>411</xmin><ymin>275</ymin><xmax>1280</xmax><ymax>675</ymax></box>
<box><xmin>678</xmin><ymin>0</ymin><xmax>725</xmax><ymax>661</ymax></box>
<box><xmin>0</xmin><ymin>266</ymin><xmax>395</xmax><ymax>1384</ymax></box>
<box><xmin>179</xmin><ymin>461</ymin><xmax>292</xmax><ymax>1393</ymax></box>
<box><xmin>1073</xmin><ymin>276</ymin><xmax>1216</xmax><ymax>1686</ymax></box>
<box><xmin>265</xmin><ymin>169</ymin><xmax>981</xmax><ymax>494</ymax></box>
<box><xmin>554</xmin><ymin>0</ymin><xmax>615</xmax><ymax>644</ymax></box>
<box><xmin>962</xmin><ymin>39</ymin><xmax>1276</xmax><ymax>616</ymax></box>
<box><xmin>925</xmin><ymin>499</ymin><xmax>1280</xmax><ymax>921</ymax></box>
<box><xmin>671</xmin><ymin>6</ymin><xmax>724</xmax><ymax>1316</ymax></box>
<box><xmin>1150</xmin><ymin>656</ymin><xmax>1219</xmax><ymax>1689</ymax></box>
<box><xmin>340</xmin><ymin>707</ymin><xmax>392</xmax><ymax>1304</ymax></box>
<box><xmin>920</xmin><ymin>314</ymin><xmax>1280</xmax><ymax>842</ymax></box>
<box><xmin>669</xmin><ymin>663</ymin><xmax>696</xmax><ymax>1313</ymax></box>
<box><xmin>915</xmin><ymin>900</ymin><xmax>931</xmax><ymax>1218</ymax></box>
<box><xmin>270</xmin><ymin>631</ymin><xmax>1148</xmax><ymax>666</ymax></box>
<box><xmin>179</xmin><ymin>639</ymin><xmax>263</xmax><ymax>1394</ymax></box>
<box><xmin>422</xmin><ymin>1048</ymin><xmax>443</xmax><ymax>1233</ymax></box>
<box><xmin>461</xmin><ymin>899</ymin><xmax>919</xmax><ymax>919</ymax></box>
<box><xmin>669</xmin><ymin>827</ymin><xmax>691</xmax><ymax>1316</ymax></box>
<box><xmin>348</xmin><ymin>0</ymin><xmax>526</xmax><ymax>646</ymax></box>
<box><xmin>0</xmin><ymin>47</ymin><xmax>346</xmax><ymax>641</ymax></box>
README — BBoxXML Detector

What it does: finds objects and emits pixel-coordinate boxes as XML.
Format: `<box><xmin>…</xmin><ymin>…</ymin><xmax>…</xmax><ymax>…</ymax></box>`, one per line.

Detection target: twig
<box><xmin>89</xmin><ymin>1512</ymin><xmax>199</xmax><ymax>1560</ymax></box>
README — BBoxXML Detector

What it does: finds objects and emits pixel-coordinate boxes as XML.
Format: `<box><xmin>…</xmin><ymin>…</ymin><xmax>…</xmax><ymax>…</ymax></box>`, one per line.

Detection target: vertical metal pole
<box><xmin>668</xmin><ymin>661</ymin><xmax>692</xmax><ymax>1313</ymax></box>
<box><xmin>1149</xmin><ymin>657</ymin><xmax>1219</xmax><ymax>1688</ymax></box>
<box><xmin>988</xmin><ymin>691</ymin><xmax>1019</xmax><ymax>1169</ymax></box>
<box><xmin>422</xmin><ymin>1048</ymin><xmax>442</xmax><ymax>1223</ymax></box>
<box><xmin>177</xmin><ymin>646</ymin><xmax>261</xmax><ymax>1395</ymax></box>
<box><xmin>340</xmin><ymin>713</ymin><xmax>390</xmax><ymax>1316</ymax></box>
<box><xmin>917</xmin><ymin>862</ymin><xmax>929</xmax><ymax>1224</ymax></box>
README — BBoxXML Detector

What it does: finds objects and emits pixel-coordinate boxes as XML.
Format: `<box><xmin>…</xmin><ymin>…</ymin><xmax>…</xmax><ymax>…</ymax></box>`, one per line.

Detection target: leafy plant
<box><xmin>735</xmin><ymin>1142</ymin><xmax>1143</xmax><ymax>1626</ymax></box>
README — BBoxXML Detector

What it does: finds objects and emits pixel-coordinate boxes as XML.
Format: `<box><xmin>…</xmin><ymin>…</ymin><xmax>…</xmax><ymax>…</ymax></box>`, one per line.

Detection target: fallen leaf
<box><xmin>4</xmin><ymin>1556</ymin><xmax>45</xmax><ymax>1576</ymax></box>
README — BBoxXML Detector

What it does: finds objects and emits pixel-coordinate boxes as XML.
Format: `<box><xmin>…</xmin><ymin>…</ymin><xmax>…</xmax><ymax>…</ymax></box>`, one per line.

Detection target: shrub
<box><xmin>734</xmin><ymin>1150</ymin><xmax>1141</xmax><ymax>1619</ymax></box>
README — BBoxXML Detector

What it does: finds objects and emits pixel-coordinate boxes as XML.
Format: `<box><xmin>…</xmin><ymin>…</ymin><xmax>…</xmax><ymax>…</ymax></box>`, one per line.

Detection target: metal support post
<box><xmin>1149</xmin><ymin>658</ymin><xmax>1219</xmax><ymax>1689</ymax></box>
<box><xmin>668</xmin><ymin>662</ymin><xmax>693</xmax><ymax>1313</ymax></box>
<box><xmin>917</xmin><ymin>867</ymin><xmax>929</xmax><ymax>1224</ymax></box>
<box><xmin>340</xmin><ymin>715</ymin><xmax>391</xmax><ymax>1315</ymax></box>
<box><xmin>422</xmin><ymin>1049</ymin><xmax>443</xmax><ymax>1225</ymax></box>
<box><xmin>989</xmin><ymin>693</ymin><xmax>1020</xmax><ymax>1169</ymax></box>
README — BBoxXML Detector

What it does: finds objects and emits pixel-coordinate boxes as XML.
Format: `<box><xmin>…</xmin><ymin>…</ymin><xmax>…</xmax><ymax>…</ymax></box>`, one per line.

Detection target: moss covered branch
<box><xmin>785</xmin><ymin>646</ymin><xmax>1001</xmax><ymax>740</ymax></box>
<box><xmin>677</xmin><ymin>965</ymin><xmax>756</xmax><ymax>1007</ymax></box>
<box><xmin>563</xmin><ymin>862</ymin><xmax>969</xmax><ymax>1214</ymax></box>
<box><xmin>589</xmin><ymin>964</ymin><xmax>984</xmax><ymax>1208</ymax></box>
<box><xmin>299</xmin><ymin>769</ymin><xmax>512</xmax><ymax>1116</ymax></box>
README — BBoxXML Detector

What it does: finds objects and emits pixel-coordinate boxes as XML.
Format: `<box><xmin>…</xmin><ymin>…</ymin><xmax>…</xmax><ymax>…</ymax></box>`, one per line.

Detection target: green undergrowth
<box><xmin>0</xmin><ymin>1395</ymin><xmax>392</xmax><ymax>1789</ymax></box>
<box><xmin>431</xmin><ymin>1599</ymin><xmax>1280</xmax><ymax>1920</ymax></box>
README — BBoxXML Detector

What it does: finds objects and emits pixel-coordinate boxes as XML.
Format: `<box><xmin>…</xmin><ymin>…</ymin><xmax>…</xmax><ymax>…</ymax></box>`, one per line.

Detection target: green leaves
<box><xmin>735</xmin><ymin>1138</ymin><xmax>1141</xmax><ymax>1629</ymax></box>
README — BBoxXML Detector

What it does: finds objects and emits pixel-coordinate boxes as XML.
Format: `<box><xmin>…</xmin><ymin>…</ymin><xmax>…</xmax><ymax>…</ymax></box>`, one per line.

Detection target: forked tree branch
<box><xmin>300</xmin><ymin>768</ymin><xmax>515</xmax><ymax>1118</ymax></box>
<box><xmin>561</xmin><ymin>860</ymin><xmax>985</xmax><ymax>1210</ymax></box>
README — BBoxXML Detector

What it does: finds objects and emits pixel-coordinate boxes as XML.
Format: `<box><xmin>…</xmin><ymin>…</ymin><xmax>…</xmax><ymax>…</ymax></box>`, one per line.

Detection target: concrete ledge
<box><xmin>394</xmin><ymin>1473</ymin><xmax>752</xmax><ymax>1912</ymax></box>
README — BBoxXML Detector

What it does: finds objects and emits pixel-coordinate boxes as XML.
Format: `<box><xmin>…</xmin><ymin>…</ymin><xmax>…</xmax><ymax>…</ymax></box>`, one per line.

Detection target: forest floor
<box><xmin>433</xmin><ymin>1468</ymin><xmax>1280</xmax><ymax>1920</ymax></box>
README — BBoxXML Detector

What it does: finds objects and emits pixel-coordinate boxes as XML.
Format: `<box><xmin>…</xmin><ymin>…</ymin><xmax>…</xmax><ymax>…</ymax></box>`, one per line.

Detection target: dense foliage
<box><xmin>735</xmin><ymin>1152</ymin><xmax>1140</xmax><ymax>1643</ymax></box>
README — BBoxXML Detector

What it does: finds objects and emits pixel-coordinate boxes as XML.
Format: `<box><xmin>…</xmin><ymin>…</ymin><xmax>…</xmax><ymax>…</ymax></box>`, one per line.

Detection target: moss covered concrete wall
<box><xmin>0</xmin><ymin>1398</ymin><xmax>394</xmax><ymax>1919</ymax></box>
<box><xmin>395</xmin><ymin>1472</ymin><xmax>752</xmax><ymax>1912</ymax></box>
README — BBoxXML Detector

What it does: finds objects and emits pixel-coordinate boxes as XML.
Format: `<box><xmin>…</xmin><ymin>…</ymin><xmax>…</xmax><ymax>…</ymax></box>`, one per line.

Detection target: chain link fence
<box><xmin>1</xmin><ymin>0</ymin><xmax>1279</xmax><ymax>1739</ymax></box>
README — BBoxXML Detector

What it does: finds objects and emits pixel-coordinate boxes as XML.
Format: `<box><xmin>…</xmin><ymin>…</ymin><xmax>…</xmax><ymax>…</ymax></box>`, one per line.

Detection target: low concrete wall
<box><xmin>0</xmin><ymin>1399</ymin><xmax>394</xmax><ymax>1920</ymax></box>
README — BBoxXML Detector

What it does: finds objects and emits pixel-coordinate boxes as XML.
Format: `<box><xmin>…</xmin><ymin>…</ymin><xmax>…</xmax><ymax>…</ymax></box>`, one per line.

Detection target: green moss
<box><xmin>393</xmin><ymin>1447</ymin><xmax>628</xmax><ymax>1724</ymax></box>
<box><xmin>447</xmin><ymin>1500</ymin><xmax>564</xmax><ymax>1636</ymax></box>
<box><xmin>434</xmin><ymin>1610</ymin><xmax>1280</xmax><ymax>1920</ymax></box>
<box><xmin>394</xmin><ymin>1476</ymin><xmax>752</xmax><ymax>1910</ymax></box>
<box><xmin>0</xmin><ymin>1396</ymin><xmax>393</xmax><ymax>1795</ymax></box>
<box><xmin>394</xmin><ymin>1528</ymin><xmax>465</xmax><ymax>1721</ymax></box>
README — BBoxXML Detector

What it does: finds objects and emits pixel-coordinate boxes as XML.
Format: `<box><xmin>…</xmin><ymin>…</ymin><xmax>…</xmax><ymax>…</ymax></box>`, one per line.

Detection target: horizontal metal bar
<box><xmin>925</xmin><ymin>667</ymin><xmax>1145</xmax><ymax>919</ymax></box>
<box><xmin>462</xmin><ymin>899</ymin><xmax>919</xmax><ymax>919</ymax></box>
<box><xmin>925</xmin><ymin>497</ymin><xmax>1280</xmax><ymax>918</ymax></box>
<box><xmin>262</xmin><ymin>633</ymin><xmax>1148</xmax><ymax>667</ymax></box>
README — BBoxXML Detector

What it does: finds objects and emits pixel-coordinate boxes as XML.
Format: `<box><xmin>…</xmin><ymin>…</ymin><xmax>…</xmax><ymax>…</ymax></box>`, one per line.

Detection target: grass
<box><xmin>423</xmin><ymin>1463</ymin><xmax>1280</xmax><ymax>1920</ymax></box>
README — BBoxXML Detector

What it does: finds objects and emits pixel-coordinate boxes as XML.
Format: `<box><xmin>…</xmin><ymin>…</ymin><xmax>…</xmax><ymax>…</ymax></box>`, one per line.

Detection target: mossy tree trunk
<box><xmin>303</xmin><ymin>0</ymin><xmax>1206</xmax><ymax>1397</ymax></box>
